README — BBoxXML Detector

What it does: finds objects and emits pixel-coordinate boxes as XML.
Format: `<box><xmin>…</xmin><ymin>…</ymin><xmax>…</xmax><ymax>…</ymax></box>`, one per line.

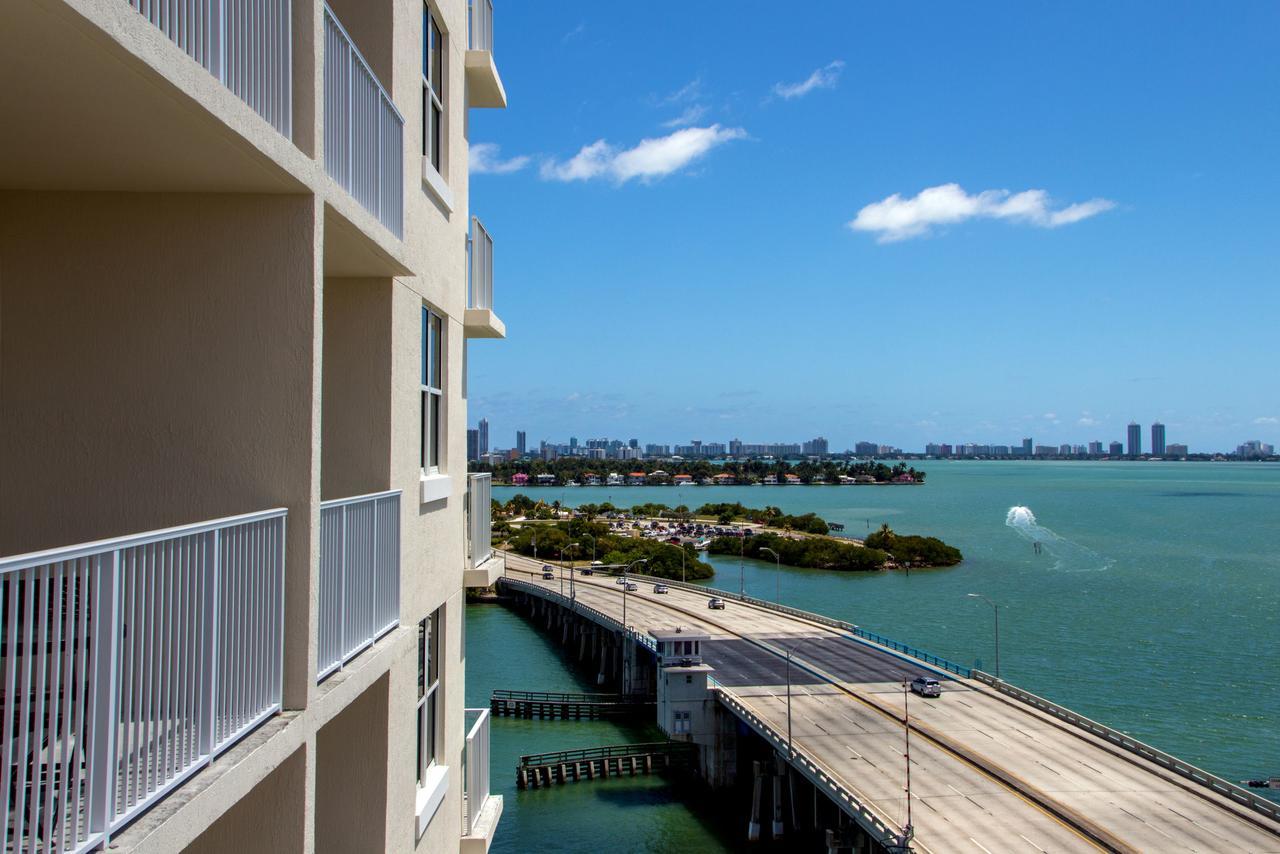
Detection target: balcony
<box><xmin>460</xmin><ymin>708</ymin><xmax>502</xmax><ymax>854</ymax></box>
<box><xmin>464</xmin><ymin>219</ymin><xmax>506</xmax><ymax>340</ymax></box>
<box><xmin>0</xmin><ymin>508</ymin><xmax>287</xmax><ymax>852</ymax></box>
<box><xmin>464</xmin><ymin>474</ymin><xmax>503</xmax><ymax>588</ymax></box>
<box><xmin>126</xmin><ymin>0</ymin><xmax>294</xmax><ymax>138</ymax></box>
<box><xmin>465</xmin><ymin>0</ymin><xmax>507</xmax><ymax>108</ymax></box>
<box><xmin>317</xmin><ymin>491</ymin><xmax>402</xmax><ymax>682</ymax></box>
<box><xmin>324</xmin><ymin>5</ymin><xmax>405</xmax><ymax>239</ymax></box>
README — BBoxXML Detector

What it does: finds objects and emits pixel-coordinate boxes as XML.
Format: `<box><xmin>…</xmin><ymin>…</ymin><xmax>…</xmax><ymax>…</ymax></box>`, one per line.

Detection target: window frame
<box><xmin>421</xmin><ymin>307</ymin><xmax>444</xmax><ymax>474</ymax></box>
<box><xmin>417</xmin><ymin>608</ymin><xmax>443</xmax><ymax>782</ymax></box>
<box><xmin>422</xmin><ymin>4</ymin><xmax>446</xmax><ymax>174</ymax></box>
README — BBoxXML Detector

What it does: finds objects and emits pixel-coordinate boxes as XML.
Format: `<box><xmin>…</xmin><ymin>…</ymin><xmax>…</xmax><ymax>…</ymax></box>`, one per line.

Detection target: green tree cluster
<box><xmin>863</xmin><ymin>525</ymin><xmax>963</xmax><ymax>567</ymax></box>
<box><xmin>503</xmin><ymin>523</ymin><xmax>713</xmax><ymax>580</ymax></box>
<box><xmin>708</xmin><ymin>531</ymin><xmax>887</xmax><ymax>571</ymax></box>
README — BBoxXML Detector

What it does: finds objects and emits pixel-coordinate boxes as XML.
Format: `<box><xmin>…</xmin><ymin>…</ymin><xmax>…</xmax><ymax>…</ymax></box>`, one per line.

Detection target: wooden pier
<box><xmin>491</xmin><ymin>689</ymin><xmax>653</xmax><ymax>720</ymax></box>
<box><xmin>516</xmin><ymin>742</ymin><xmax>699</xmax><ymax>789</ymax></box>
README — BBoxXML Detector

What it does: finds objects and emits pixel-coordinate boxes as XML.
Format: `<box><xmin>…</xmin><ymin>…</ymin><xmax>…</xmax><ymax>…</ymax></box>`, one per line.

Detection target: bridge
<box><xmin>496</xmin><ymin>552</ymin><xmax>1280</xmax><ymax>852</ymax></box>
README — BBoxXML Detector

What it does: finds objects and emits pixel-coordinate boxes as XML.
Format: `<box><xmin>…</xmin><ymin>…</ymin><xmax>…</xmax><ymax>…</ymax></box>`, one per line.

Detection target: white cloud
<box><xmin>662</xmin><ymin>78</ymin><xmax>703</xmax><ymax>104</ymax></box>
<box><xmin>1254</xmin><ymin>416</ymin><xmax>1279</xmax><ymax>425</ymax></box>
<box><xmin>540</xmin><ymin>125</ymin><xmax>746</xmax><ymax>184</ymax></box>
<box><xmin>662</xmin><ymin>104</ymin><xmax>709</xmax><ymax>128</ymax></box>
<box><xmin>849</xmin><ymin>183</ymin><xmax>1116</xmax><ymax>243</ymax></box>
<box><xmin>561</xmin><ymin>22</ymin><xmax>585</xmax><ymax>44</ymax></box>
<box><xmin>772</xmin><ymin>60</ymin><xmax>844</xmax><ymax>100</ymax></box>
<box><xmin>469</xmin><ymin>143</ymin><xmax>531</xmax><ymax>175</ymax></box>
<box><xmin>1078</xmin><ymin>416</ymin><xmax>1101</xmax><ymax>427</ymax></box>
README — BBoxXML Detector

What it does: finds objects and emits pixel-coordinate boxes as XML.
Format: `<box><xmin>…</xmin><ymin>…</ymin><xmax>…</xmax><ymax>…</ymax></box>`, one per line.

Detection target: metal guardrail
<box><xmin>468</xmin><ymin>473</ymin><xmax>493</xmax><ymax>569</ymax></box>
<box><xmin>127</xmin><ymin>0</ymin><xmax>293</xmax><ymax>137</ymax></box>
<box><xmin>467</xmin><ymin>0</ymin><xmax>494</xmax><ymax>53</ymax></box>
<box><xmin>712</xmin><ymin>683</ymin><xmax>906</xmax><ymax>849</ymax></box>
<box><xmin>462</xmin><ymin>708</ymin><xmax>491</xmax><ymax>836</ymax></box>
<box><xmin>496</xmin><ymin>577</ymin><xmax>655</xmax><ymax>653</ymax></box>
<box><xmin>317</xmin><ymin>490</ymin><xmax>401</xmax><ymax>681</ymax></box>
<box><xmin>468</xmin><ymin>218</ymin><xmax>495</xmax><ymax>312</ymax></box>
<box><xmin>323</xmin><ymin>4</ymin><xmax>405</xmax><ymax>238</ymax></box>
<box><xmin>1</xmin><ymin>507</ymin><xmax>287</xmax><ymax>853</ymax></box>
<box><xmin>972</xmin><ymin>671</ymin><xmax>1280</xmax><ymax>824</ymax></box>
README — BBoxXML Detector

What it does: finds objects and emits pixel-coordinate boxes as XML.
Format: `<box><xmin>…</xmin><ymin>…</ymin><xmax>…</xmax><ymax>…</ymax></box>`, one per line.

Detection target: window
<box><xmin>422</xmin><ymin>5</ymin><xmax>445</xmax><ymax>172</ymax></box>
<box><xmin>417</xmin><ymin>609</ymin><xmax>443</xmax><ymax>781</ymax></box>
<box><xmin>421</xmin><ymin>308</ymin><xmax>443</xmax><ymax>472</ymax></box>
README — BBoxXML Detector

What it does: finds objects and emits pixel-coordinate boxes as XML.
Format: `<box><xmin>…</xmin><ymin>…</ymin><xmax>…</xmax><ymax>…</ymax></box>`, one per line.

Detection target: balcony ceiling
<box><xmin>0</xmin><ymin>0</ymin><xmax>304</xmax><ymax>193</ymax></box>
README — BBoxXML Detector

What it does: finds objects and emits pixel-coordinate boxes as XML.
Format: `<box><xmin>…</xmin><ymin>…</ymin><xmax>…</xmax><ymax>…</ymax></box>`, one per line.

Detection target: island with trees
<box><xmin>492</xmin><ymin>494</ymin><xmax>962</xmax><ymax>575</ymax></box>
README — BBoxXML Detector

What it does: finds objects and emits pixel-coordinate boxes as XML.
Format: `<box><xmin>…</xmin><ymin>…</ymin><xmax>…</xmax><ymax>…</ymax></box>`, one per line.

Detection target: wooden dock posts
<box><xmin>490</xmin><ymin>689</ymin><xmax>654</xmax><ymax>720</ymax></box>
<box><xmin>516</xmin><ymin>742</ymin><xmax>698</xmax><ymax>789</ymax></box>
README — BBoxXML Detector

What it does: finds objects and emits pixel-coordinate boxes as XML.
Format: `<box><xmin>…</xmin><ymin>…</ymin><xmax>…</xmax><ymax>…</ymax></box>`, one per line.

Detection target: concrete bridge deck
<box><xmin>499</xmin><ymin>553</ymin><xmax>1280</xmax><ymax>853</ymax></box>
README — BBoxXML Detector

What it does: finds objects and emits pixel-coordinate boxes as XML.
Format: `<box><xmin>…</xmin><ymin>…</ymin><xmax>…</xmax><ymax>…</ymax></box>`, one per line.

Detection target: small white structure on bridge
<box><xmin>650</xmin><ymin>627</ymin><xmax>714</xmax><ymax>740</ymax></box>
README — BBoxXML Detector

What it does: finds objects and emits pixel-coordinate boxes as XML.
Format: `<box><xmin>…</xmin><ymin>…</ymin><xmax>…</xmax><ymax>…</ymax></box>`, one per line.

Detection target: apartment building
<box><xmin>1</xmin><ymin>0</ymin><xmax>507</xmax><ymax>852</ymax></box>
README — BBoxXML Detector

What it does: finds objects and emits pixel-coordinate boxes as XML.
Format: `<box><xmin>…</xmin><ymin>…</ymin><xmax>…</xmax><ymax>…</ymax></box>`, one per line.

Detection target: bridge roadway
<box><xmin>502</xmin><ymin>554</ymin><xmax>1280</xmax><ymax>853</ymax></box>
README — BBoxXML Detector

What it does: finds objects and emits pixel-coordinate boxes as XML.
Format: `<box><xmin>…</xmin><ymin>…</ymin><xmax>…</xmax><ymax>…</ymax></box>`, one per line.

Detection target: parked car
<box><xmin>653</xmin><ymin>584</ymin><xmax>669</xmax><ymax>594</ymax></box>
<box><xmin>910</xmin><ymin>676</ymin><xmax>942</xmax><ymax>698</ymax></box>
<box><xmin>707</xmin><ymin>597</ymin><xmax>725</xmax><ymax>610</ymax></box>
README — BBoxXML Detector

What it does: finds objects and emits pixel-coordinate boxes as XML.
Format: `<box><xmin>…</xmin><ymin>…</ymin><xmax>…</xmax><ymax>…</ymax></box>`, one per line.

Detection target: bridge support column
<box><xmin>748</xmin><ymin>760</ymin><xmax>764</xmax><ymax>841</ymax></box>
<box><xmin>772</xmin><ymin>753</ymin><xmax>786</xmax><ymax>838</ymax></box>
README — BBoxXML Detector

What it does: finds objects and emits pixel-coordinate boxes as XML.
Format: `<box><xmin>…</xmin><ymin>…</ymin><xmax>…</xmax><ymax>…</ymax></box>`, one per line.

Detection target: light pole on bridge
<box><xmin>966</xmin><ymin>593</ymin><xmax>1000</xmax><ymax>679</ymax></box>
<box><xmin>759</xmin><ymin>546</ymin><xmax>781</xmax><ymax>606</ymax></box>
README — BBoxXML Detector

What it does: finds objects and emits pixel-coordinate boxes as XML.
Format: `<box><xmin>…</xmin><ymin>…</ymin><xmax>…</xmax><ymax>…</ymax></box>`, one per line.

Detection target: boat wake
<box><xmin>1005</xmin><ymin>506</ymin><xmax>1113</xmax><ymax>572</ymax></box>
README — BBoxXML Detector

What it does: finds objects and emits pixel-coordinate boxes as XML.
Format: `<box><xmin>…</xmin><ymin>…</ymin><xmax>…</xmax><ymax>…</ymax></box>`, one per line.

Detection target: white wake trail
<box><xmin>1005</xmin><ymin>505</ymin><xmax>1113</xmax><ymax>572</ymax></box>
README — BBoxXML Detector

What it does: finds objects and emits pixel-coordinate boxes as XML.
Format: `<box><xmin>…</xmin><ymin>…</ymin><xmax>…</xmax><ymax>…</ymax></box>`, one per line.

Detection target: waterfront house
<box><xmin>628</xmin><ymin>471</ymin><xmax>648</xmax><ymax>485</ymax></box>
<box><xmin>512</xmin><ymin>472</ymin><xmax>530</xmax><ymax>487</ymax></box>
<box><xmin>784</xmin><ymin>474</ymin><xmax>802</xmax><ymax>485</ymax></box>
<box><xmin>893</xmin><ymin>473</ymin><xmax>918</xmax><ymax>483</ymax></box>
<box><xmin>607</xmin><ymin>472</ymin><xmax>626</xmax><ymax>487</ymax></box>
<box><xmin>713</xmin><ymin>473</ymin><xmax>736</xmax><ymax>485</ymax></box>
<box><xmin>700</xmin><ymin>476</ymin><xmax>717</xmax><ymax>485</ymax></box>
<box><xmin>536</xmin><ymin>473</ymin><xmax>557</xmax><ymax>486</ymax></box>
<box><xmin>584</xmin><ymin>472</ymin><xmax>602</xmax><ymax>486</ymax></box>
<box><xmin>763</xmin><ymin>474</ymin><xmax>779</xmax><ymax>485</ymax></box>
<box><xmin>0</xmin><ymin>2</ymin><xmax>510</xmax><ymax>851</ymax></box>
<box><xmin>673</xmin><ymin>474</ymin><xmax>694</xmax><ymax>485</ymax></box>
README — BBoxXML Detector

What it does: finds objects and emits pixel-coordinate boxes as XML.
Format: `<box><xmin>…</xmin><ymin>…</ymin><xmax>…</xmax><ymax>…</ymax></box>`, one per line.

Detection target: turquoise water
<box><xmin>477</xmin><ymin>461</ymin><xmax>1280</xmax><ymax>848</ymax></box>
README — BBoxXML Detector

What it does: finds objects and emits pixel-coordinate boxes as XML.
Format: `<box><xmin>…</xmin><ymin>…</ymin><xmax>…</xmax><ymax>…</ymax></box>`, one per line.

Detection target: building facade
<box><xmin>1</xmin><ymin>1</ymin><xmax>508</xmax><ymax>852</ymax></box>
<box><xmin>1151</xmin><ymin>422</ymin><xmax>1166</xmax><ymax>456</ymax></box>
<box><xmin>1128</xmin><ymin>422</ymin><xmax>1142</xmax><ymax>456</ymax></box>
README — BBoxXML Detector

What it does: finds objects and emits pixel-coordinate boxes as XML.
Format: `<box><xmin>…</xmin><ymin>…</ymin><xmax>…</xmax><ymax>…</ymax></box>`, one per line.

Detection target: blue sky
<box><xmin>467</xmin><ymin>2</ymin><xmax>1280</xmax><ymax>453</ymax></box>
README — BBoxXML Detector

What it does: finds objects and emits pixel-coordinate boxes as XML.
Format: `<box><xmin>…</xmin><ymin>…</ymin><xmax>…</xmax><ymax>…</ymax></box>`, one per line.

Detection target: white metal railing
<box><xmin>323</xmin><ymin>5</ymin><xmax>405</xmax><ymax>238</ymax></box>
<box><xmin>461</xmin><ymin>708</ymin><xmax>491</xmax><ymax>836</ymax></box>
<box><xmin>317</xmin><ymin>491</ymin><xmax>401</xmax><ymax>681</ymax></box>
<box><xmin>0</xmin><ymin>509</ymin><xmax>286</xmax><ymax>853</ymax></box>
<box><xmin>468</xmin><ymin>0</ymin><xmax>494</xmax><ymax>53</ymax></box>
<box><xmin>127</xmin><ymin>0</ymin><xmax>293</xmax><ymax>137</ymax></box>
<box><xmin>468</xmin><ymin>218</ymin><xmax>494</xmax><ymax>312</ymax></box>
<box><xmin>467</xmin><ymin>474</ymin><xmax>493</xmax><ymax>569</ymax></box>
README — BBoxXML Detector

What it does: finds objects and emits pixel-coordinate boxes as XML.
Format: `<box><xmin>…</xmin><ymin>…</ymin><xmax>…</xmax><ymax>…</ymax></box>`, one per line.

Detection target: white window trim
<box><xmin>421</xmin><ymin>307</ymin><xmax>445</xmax><ymax>487</ymax></box>
<box><xmin>421</xmin><ymin>160</ymin><xmax>454</xmax><ymax>212</ymax></box>
<box><xmin>422</xmin><ymin>3</ymin><xmax>451</xmax><ymax>209</ymax></box>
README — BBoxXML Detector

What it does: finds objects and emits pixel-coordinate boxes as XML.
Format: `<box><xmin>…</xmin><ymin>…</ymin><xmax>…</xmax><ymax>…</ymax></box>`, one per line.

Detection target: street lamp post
<box><xmin>560</xmin><ymin>542</ymin><xmax>578</xmax><ymax>598</ymax></box>
<box><xmin>966</xmin><ymin>593</ymin><xmax>1000</xmax><ymax>679</ymax></box>
<box><xmin>784</xmin><ymin>637</ymin><xmax>816</xmax><ymax>759</ymax></box>
<box><xmin>622</xmin><ymin>558</ymin><xmax>647</xmax><ymax>629</ymax></box>
<box><xmin>621</xmin><ymin>558</ymin><xmax>647</xmax><ymax>696</ymax></box>
<box><xmin>760</xmin><ymin>546</ymin><xmax>781</xmax><ymax>605</ymax></box>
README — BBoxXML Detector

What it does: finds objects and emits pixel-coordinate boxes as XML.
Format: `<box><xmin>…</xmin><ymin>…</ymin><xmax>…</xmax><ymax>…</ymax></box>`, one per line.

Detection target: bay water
<box><xmin>473</xmin><ymin>461</ymin><xmax>1280</xmax><ymax>851</ymax></box>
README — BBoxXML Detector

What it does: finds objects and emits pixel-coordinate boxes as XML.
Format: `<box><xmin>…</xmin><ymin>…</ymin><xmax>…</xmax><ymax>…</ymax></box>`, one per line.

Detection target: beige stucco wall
<box><xmin>317</xmin><ymin>674</ymin><xmax>391</xmax><ymax>852</ymax></box>
<box><xmin>185</xmin><ymin>747</ymin><xmax>308</xmax><ymax>854</ymax></box>
<box><xmin>0</xmin><ymin>190</ymin><xmax>323</xmax><ymax>709</ymax></box>
<box><xmin>321</xmin><ymin>277</ymin><xmax>393</xmax><ymax>501</ymax></box>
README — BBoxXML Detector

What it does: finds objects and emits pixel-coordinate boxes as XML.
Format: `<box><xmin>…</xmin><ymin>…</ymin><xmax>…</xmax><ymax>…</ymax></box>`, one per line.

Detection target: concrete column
<box><xmin>748</xmin><ymin>760</ymin><xmax>764</xmax><ymax>841</ymax></box>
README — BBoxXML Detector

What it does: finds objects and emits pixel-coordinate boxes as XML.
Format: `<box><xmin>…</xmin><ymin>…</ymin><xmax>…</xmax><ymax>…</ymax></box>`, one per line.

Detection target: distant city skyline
<box><xmin>469</xmin><ymin>419</ymin><xmax>1273</xmax><ymax>458</ymax></box>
